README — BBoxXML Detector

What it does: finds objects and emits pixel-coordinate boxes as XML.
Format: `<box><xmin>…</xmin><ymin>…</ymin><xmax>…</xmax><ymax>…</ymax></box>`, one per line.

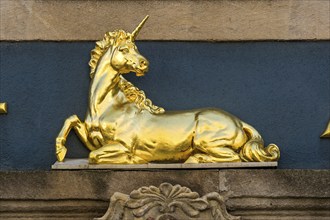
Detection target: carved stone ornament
<box><xmin>95</xmin><ymin>182</ymin><xmax>240</xmax><ymax>220</ymax></box>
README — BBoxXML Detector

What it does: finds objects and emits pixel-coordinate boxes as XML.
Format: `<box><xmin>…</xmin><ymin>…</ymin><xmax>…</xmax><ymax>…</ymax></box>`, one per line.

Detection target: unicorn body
<box><xmin>56</xmin><ymin>16</ymin><xmax>280</xmax><ymax>164</ymax></box>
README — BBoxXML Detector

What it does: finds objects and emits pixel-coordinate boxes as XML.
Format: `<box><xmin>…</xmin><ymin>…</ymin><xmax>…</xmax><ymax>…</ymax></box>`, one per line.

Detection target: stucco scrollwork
<box><xmin>95</xmin><ymin>182</ymin><xmax>240</xmax><ymax>220</ymax></box>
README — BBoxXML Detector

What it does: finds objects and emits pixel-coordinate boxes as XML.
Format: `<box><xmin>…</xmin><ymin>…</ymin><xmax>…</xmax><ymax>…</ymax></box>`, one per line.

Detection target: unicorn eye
<box><xmin>119</xmin><ymin>47</ymin><xmax>129</xmax><ymax>53</ymax></box>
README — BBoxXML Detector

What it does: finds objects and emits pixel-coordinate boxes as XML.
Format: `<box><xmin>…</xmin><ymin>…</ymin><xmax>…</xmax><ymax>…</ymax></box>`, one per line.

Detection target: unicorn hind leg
<box><xmin>185</xmin><ymin>135</ymin><xmax>242</xmax><ymax>163</ymax></box>
<box><xmin>185</xmin><ymin>122</ymin><xmax>245</xmax><ymax>163</ymax></box>
<box><xmin>185</xmin><ymin>147</ymin><xmax>241</xmax><ymax>163</ymax></box>
<box><xmin>56</xmin><ymin>115</ymin><xmax>96</xmax><ymax>162</ymax></box>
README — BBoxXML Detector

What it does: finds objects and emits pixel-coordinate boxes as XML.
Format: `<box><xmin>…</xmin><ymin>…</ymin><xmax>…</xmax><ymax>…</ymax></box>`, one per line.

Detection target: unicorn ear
<box><xmin>131</xmin><ymin>15</ymin><xmax>149</xmax><ymax>41</ymax></box>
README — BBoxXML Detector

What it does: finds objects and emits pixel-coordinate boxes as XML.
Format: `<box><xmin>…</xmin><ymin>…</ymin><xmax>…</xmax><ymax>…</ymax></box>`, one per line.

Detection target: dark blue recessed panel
<box><xmin>0</xmin><ymin>41</ymin><xmax>329</xmax><ymax>170</ymax></box>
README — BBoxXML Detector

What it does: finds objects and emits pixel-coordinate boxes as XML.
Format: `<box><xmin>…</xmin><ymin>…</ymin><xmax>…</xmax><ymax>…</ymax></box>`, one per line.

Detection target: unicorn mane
<box><xmin>89</xmin><ymin>31</ymin><xmax>119</xmax><ymax>79</ymax></box>
<box><xmin>118</xmin><ymin>77</ymin><xmax>165</xmax><ymax>114</ymax></box>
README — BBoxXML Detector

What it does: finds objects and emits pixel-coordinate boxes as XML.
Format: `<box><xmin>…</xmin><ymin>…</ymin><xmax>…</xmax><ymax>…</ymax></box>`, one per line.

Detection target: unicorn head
<box><xmin>89</xmin><ymin>16</ymin><xmax>150</xmax><ymax>78</ymax></box>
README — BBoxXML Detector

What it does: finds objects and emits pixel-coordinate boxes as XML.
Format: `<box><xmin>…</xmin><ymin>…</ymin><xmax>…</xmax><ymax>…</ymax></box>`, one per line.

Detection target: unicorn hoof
<box><xmin>56</xmin><ymin>146</ymin><xmax>67</xmax><ymax>162</ymax></box>
<box><xmin>89</xmin><ymin>151</ymin><xmax>98</xmax><ymax>164</ymax></box>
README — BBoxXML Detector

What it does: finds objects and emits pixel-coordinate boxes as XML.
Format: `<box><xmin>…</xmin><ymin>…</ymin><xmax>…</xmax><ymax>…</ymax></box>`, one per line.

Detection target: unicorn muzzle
<box><xmin>135</xmin><ymin>59</ymin><xmax>149</xmax><ymax>76</ymax></box>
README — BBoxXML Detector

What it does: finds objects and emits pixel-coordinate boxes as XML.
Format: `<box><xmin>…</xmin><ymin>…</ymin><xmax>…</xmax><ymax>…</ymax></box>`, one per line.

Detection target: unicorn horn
<box><xmin>131</xmin><ymin>15</ymin><xmax>149</xmax><ymax>40</ymax></box>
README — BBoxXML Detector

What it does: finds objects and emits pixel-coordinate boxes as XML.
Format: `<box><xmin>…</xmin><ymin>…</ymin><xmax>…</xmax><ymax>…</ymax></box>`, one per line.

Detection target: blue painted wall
<box><xmin>0</xmin><ymin>41</ymin><xmax>329</xmax><ymax>170</ymax></box>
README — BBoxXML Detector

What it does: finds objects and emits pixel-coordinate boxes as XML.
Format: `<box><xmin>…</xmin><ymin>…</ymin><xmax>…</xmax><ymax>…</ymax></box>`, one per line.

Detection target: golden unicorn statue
<box><xmin>56</xmin><ymin>16</ymin><xmax>280</xmax><ymax>164</ymax></box>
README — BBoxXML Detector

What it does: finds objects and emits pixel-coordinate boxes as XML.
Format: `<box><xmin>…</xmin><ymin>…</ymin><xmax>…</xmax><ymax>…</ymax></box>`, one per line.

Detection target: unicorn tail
<box><xmin>240</xmin><ymin>122</ymin><xmax>280</xmax><ymax>162</ymax></box>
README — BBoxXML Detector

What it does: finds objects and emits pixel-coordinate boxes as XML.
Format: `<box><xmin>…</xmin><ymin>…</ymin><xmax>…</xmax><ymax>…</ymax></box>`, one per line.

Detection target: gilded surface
<box><xmin>0</xmin><ymin>102</ymin><xmax>7</xmax><ymax>114</ymax></box>
<box><xmin>56</xmin><ymin>16</ymin><xmax>280</xmax><ymax>164</ymax></box>
<box><xmin>320</xmin><ymin>120</ymin><xmax>330</xmax><ymax>138</ymax></box>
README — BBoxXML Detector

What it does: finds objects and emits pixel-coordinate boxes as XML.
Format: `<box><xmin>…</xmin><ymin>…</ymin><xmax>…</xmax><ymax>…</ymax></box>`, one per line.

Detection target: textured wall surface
<box><xmin>1</xmin><ymin>0</ymin><xmax>329</xmax><ymax>41</ymax></box>
<box><xmin>0</xmin><ymin>41</ymin><xmax>329</xmax><ymax>170</ymax></box>
<box><xmin>1</xmin><ymin>170</ymin><xmax>329</xmax><ymax>219</ymax></box>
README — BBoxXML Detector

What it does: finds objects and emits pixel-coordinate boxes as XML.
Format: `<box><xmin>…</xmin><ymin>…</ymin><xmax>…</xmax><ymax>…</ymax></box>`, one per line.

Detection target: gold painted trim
<box><xmin>0</xmin><ymin>102</ymin><xmax>7</xmax><ymax>114</ymax></box>
<box><xmin>320</xmin><ymin>120</ymin><xmax>330</xmax><ymax>138</ymax></box>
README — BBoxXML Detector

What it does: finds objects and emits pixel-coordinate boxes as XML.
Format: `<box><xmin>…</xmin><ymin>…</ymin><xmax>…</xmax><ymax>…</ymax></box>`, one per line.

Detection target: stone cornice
<box><xmin>1</xmin><ymin>0</ymin><xmax>329</xmax><ymax>41</ymax></box>
<box><xmin>0</xmin><ymin>170</ymin><xmax>329</xmax><ymax>219</ymax></box>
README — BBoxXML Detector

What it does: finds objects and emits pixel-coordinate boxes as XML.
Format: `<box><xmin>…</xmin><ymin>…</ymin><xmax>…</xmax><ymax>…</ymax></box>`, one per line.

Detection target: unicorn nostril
<box><xmin>140</xmin><ymin>60</ymin><xmax>148</xmax><ymax>69</ymax></box>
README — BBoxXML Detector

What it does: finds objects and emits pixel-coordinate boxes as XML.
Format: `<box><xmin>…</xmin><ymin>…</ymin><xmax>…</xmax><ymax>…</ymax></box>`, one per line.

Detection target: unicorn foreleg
<box><xmin>89</xmin><ymin>143</ymin><xmax>148</xmax><ymax>164</ymax></box>
<box><xmin>56</xmin><ymin>115</ymin><xmax>95</xmax><ymax>162</ymax></box>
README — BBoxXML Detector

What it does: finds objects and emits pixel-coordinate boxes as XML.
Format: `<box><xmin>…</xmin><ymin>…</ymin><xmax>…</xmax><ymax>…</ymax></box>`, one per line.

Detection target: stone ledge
<box><xmin>1</xmin><ymin>0</ymin><xmax>329</xmax><ymax>41</ymax></box>
<box><xmin>0</xmin><ymin>170</ymin><xmax>220</xmax><ymax>200</ymax></box>
<box><xmin>1</xmin><ymin>198</ymin><xmax>329</xmax><ymax>220</ymax></box>
<box><xmin>52</xmin><ymin>158</ymin><xmax>277</xmax><ymax>170</ymax></box>
<box><xmin>0</xmin><ymin>170</ymin><xmax>329</xmax><ymax>219</ymax></box>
